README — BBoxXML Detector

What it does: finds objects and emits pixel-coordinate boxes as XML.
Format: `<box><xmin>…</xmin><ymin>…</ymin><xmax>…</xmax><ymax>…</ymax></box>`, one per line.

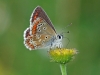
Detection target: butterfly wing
<box><xmin>24</xmin><ymin>6</ymin><xmax>57</xmax><ymax>50</ymax></box>
<box><xmin>30</xmin><ymin>6</ymin><xmax>56</xmax><ymax>33</ymax></box>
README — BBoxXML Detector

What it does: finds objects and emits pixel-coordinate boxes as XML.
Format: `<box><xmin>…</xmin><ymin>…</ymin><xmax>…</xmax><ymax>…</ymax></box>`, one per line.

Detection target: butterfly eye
<box><xmin>57</xmin><ymin>35</ymin><xmax>62</xmax><ymax>39</ymax></box>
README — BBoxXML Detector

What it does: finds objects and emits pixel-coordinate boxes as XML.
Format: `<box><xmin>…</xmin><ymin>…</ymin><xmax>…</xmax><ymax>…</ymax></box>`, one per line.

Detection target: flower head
<box><xmin>48</xmin><ymin>48</ymin><xmax>77</xmax><ymax>64</ymax></box>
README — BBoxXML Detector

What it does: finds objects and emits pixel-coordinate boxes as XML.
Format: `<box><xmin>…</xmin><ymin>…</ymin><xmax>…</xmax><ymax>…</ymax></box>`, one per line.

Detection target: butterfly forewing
<box><xmin>30</xmin><ymin>6</ymin><xmax>56</xmax><ymax>33</ymax></box>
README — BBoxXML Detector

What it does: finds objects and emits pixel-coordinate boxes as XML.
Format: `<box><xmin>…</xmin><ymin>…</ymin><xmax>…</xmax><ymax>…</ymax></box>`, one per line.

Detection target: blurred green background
<box><xmin>0</xmin><ymin>0</ymin><xmax>100</xmax><ymax>75</ymax></box>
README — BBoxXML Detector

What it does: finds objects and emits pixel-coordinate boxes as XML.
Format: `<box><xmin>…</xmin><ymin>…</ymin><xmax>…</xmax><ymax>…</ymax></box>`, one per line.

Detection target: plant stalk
<box><xmin>60</xmin><ymin>64</ymin><xmax>67</xmax><ymax>75</ymax></box>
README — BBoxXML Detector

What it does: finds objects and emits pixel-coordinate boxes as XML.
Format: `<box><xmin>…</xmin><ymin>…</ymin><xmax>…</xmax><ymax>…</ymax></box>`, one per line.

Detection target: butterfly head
<box><xmin>50</xmin><ymin>34</ymin><xmax>63</xmax><ymax>48</ymax></box>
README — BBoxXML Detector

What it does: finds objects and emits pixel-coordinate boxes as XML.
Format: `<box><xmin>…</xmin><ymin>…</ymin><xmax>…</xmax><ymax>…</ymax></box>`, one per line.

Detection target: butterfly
<box><xmin>23</xmin><ymin>6</ymin><xmax>63</xmax><ymax>50</ymax></box>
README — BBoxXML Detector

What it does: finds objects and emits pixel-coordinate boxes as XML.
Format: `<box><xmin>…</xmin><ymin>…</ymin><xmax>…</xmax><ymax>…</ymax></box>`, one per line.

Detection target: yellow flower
<box><xmin>48</xmin><ymin>48</ymin><xmax>77</xmax><ymax>64</ymax></box>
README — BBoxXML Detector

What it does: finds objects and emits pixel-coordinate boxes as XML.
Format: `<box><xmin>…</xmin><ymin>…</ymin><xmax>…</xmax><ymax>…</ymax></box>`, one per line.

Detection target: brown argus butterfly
<box><xmin>23</xmin><ymin>6</ymin><xmax>63</xmax><ymax>50</ymax></box>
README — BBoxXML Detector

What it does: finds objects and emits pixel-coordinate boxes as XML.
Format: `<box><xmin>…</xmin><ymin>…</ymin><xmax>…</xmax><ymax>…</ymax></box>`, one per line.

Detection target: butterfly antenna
<box><xmin>66</xmin><ymin>23</ymin><xmax>72</xmax><ymax>27</ymax></box>
<box><xmin>60</xmin><ymin>23</ymin><xmax>72</xmax><ymax>35</ymax></box>
<box><xmin>60</xmin><ymin>31</ymin><xmax>70</xmax><ymax>35</ymax></box>
<box><xmin>61</xmin><ymin>23</ymin><xmax>72</xmax><ymax>31</ymax></box>
<box><xmin>61</xmin><ymin>23</ymin><xmax>72</xmax><ymax>46</ymax></box>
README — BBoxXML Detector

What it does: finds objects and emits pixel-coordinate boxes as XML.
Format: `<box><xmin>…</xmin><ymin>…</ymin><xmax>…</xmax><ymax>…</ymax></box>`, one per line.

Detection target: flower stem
<box><xmin>60</xmin><ymin>64</ymin><xmax>67</xmax><ymax>75</ymax></box>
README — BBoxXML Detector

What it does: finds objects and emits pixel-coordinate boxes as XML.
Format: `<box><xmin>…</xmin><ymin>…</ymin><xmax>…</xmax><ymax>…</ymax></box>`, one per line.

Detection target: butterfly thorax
<box><xmin>50</xmin><ymin>34</ymin><xmax>63</xmax><ymax>48</ymax></box>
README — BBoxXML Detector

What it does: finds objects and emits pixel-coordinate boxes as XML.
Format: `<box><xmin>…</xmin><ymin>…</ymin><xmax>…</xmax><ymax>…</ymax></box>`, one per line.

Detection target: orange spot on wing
<box><xmin>32</xmin><ymin>18</ymin><xmax>42</xmax><ymax>34</ymax></box>
<box><xmin>25</xmin><ymin>39</ymin><xmax>35</xmax><ymax>50</ymax></box>
<box><xmin>34</xmin><ymin>13</ymin><xmax>38</xmax><ymax>20</ymax></box>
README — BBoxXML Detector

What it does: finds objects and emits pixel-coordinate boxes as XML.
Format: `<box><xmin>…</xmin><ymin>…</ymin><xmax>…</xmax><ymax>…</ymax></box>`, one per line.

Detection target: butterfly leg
<box><xmin>50</xmin><ymin>42</ymin><xmax>63</xmax><ymax>50</ymax></box>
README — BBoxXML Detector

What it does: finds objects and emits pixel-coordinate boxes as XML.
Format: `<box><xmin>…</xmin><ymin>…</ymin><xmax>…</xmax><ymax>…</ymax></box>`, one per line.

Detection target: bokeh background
<box><xmin>0</xmin><ymin>0</ymin><xmax>100</xmax><ymax>75</ymax></box>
